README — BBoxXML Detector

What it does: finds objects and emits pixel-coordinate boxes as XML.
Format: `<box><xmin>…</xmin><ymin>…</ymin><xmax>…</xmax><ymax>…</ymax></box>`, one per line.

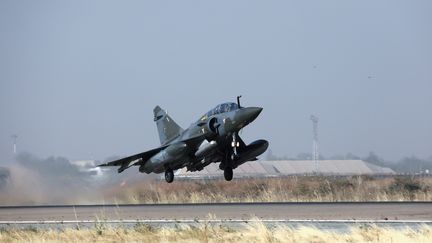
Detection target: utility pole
<box><xmin>11</xmin><ymin>134</ymin><xmax>18</xmax><ymax>154</ymax></box>
<box><xmin>310</xmin><ymin>115</ymin><xmax>319</xmax><ymax>174</ymax></box>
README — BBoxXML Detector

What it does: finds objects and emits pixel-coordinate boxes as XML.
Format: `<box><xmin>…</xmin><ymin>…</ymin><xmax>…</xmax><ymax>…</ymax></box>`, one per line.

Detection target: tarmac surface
<box><xmin>0</xmin><ymin>202</ymin><xmax>431</xmax><ymax>222</ymax></box>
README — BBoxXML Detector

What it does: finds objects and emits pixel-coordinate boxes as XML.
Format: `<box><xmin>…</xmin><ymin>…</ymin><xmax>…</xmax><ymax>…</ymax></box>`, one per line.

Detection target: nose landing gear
<box><xmin>231</xmin><ymin>133</ymin><xmax>240</xmax><ymax>161</ymax></box>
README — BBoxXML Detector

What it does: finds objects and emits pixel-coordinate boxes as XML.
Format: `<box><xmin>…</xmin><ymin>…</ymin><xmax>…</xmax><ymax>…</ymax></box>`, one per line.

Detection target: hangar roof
<box><xmin>177</xmin><ymin>160</ymin><xmax>395</xmax><ymax>179</ymax></box>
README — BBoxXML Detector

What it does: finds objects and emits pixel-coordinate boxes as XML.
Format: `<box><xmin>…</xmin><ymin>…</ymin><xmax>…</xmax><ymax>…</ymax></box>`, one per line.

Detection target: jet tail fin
<box><xmin>153</xmin><ymin>106</ymin><xmax>184</xmax><ymax>145</ymax></box>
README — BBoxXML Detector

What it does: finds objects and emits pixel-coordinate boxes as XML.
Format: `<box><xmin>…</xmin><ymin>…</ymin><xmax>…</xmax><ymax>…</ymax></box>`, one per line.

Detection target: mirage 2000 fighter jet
<box><xmin>98</xmin><ymin>96</ymin><xmax>268</xmax><ymax>183</ymax></box>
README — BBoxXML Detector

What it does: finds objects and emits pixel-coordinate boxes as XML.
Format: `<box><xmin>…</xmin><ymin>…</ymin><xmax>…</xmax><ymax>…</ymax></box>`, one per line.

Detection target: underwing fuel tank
<box><xmin>233</xmin><ymin>139</ymin><xmax>269</xmax><ymax>168</ymax></box>
<box><xmin>139</xmin><ymin>142</ymin><xmax>188</xmax><ymax>174</ymax></box>
<box><xmin>195</xmin><ymin>140</ymin><xmax>218</xmax><ymax>158</ymax></box>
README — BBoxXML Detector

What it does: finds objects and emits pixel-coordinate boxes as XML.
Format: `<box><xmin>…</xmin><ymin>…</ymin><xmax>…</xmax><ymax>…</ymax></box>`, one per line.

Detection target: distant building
<box><xmin>176</xmin><ymin>160</ymin><xmax>395</xmax><ymax>179</ymax></box>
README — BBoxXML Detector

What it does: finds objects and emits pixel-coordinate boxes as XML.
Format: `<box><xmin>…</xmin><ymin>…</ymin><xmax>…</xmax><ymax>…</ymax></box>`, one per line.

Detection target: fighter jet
<box><xmin>98</xmin><ymin>96</ymin><xmax>269</xmax><ymax>183</ymax></box>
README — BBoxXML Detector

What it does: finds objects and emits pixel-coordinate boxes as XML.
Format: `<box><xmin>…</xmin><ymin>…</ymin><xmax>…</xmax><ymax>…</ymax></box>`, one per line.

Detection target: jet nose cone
<box><xmin>247</xmin><ymin>107</ymin><xmax>263</xmax><ymax>120</ymax></box>
<box><xmin>239</xmin><ymin>107</ymin><xmax>263</xmax><ymax>125</ymax></box>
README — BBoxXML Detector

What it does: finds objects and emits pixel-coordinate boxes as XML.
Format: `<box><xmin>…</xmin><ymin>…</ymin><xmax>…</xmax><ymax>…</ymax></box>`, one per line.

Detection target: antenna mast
<box><xmin>310</xmin><ymin>115</ymin><xmax>319</xmax><ymax>173</ymax></box>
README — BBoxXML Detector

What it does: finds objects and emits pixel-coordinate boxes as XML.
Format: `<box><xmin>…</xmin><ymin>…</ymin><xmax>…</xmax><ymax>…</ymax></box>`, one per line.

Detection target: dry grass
<box><xmin>2</xmin><ymin>175</ymin><xmax>430</xmax><ymax>205</ymax></box>
<box><xmin>102</xmin><ymin>176</ymin><xmax>432</xmax><ymax>204</ymax></box>
<box><xmin>0</xmin><ymin>221</ymin><xmax>431</xmax><ymax>243</ymax></box>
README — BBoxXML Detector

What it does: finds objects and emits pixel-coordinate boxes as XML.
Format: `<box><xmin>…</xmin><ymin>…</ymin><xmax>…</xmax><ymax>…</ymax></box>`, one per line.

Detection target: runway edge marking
<box><xmin>1</xmin><ymin>219</ymin><xmax>432</xmax><ymax>224</ymax></box>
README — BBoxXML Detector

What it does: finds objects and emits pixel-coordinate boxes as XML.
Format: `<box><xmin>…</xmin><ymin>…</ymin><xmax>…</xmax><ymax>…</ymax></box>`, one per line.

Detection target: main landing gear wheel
<box><xmin>165</xmin><ymin>169</ymin><xmax>174</xmax><ymax>183</ymax></box>
<box><xmin>224</xmin><ymin>167</ymin><xmax>233</xmax><ymax>181</ymax></box>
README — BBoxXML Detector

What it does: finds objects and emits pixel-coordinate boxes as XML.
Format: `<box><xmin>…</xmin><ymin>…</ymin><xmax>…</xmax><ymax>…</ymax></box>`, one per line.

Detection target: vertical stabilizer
<box><xmin>153</xmin><ymin>106</ymin><xmax>184</xmax><ymax>145</ymax></box>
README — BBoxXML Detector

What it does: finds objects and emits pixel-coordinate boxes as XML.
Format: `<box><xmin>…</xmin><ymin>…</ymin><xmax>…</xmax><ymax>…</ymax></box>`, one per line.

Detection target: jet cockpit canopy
<box><xmin>202</xmin><ymin>102</ymin><xmax>239</xmax><ymax>118</ymax></box>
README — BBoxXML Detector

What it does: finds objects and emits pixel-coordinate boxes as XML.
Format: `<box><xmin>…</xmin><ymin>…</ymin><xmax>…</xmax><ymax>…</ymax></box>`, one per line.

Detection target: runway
<box><xmin>0</xmin><ymin>202</ymin><xmax>431</xmax><ymax>222</ymax></box>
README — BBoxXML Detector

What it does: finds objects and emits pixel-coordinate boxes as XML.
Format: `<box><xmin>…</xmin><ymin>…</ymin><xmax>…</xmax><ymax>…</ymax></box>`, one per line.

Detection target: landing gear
<box><xmin>224</xmin><ymin>167</ymin><xmax>233</xmax><ymax>181</ymax></box>
<box><xmin>231</xmin><ymin>133</ymin><xmax>240</xmax><ymax>160</ymax></box>
<box><xmin>165</xmin><ymin>169</ymin><xmax>174</xmax><ymax>183</ymax></box>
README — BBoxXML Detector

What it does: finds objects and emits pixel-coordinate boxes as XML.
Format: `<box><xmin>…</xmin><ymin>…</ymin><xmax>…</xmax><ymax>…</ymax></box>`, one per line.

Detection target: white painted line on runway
<box><xmin>1</xmin><ymin>219</ymin><xmax>432</xmax><ymax>224</ymax></box>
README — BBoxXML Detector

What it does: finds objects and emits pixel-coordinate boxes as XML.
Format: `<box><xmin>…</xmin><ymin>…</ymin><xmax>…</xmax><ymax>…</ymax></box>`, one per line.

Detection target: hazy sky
<box><xmin>1</xmin><ymin>1</ymin><xmax>431</xmax><ymax>162</ymax></box>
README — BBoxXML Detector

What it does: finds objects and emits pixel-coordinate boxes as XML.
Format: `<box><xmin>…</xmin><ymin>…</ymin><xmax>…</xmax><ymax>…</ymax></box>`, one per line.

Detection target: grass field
<box><xmin>1</xmin><ymin>221</ymin><xmax>431</xmax><ymax>243</ymax></box>
<box><xmin>2</xmin><ymin>174</ymin><xmax>431</xmax><ymax>205</ymax></box>
<box><xmin>102</xmin><ymin>176</ymin><xmax>432</xmax><ymax>204</ymax></box>
<box><xmin>2</xmin><ymin>176</ymin><xmax>431</xmax><ymax>242</ymax></box>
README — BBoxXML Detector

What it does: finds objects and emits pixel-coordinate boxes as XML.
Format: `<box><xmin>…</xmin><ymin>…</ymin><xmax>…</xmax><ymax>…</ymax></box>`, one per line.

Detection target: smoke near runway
<box><xmin>0</xmin><ymin>152</ymin><xmax>154</xmax><ymax>205</ymax></box>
